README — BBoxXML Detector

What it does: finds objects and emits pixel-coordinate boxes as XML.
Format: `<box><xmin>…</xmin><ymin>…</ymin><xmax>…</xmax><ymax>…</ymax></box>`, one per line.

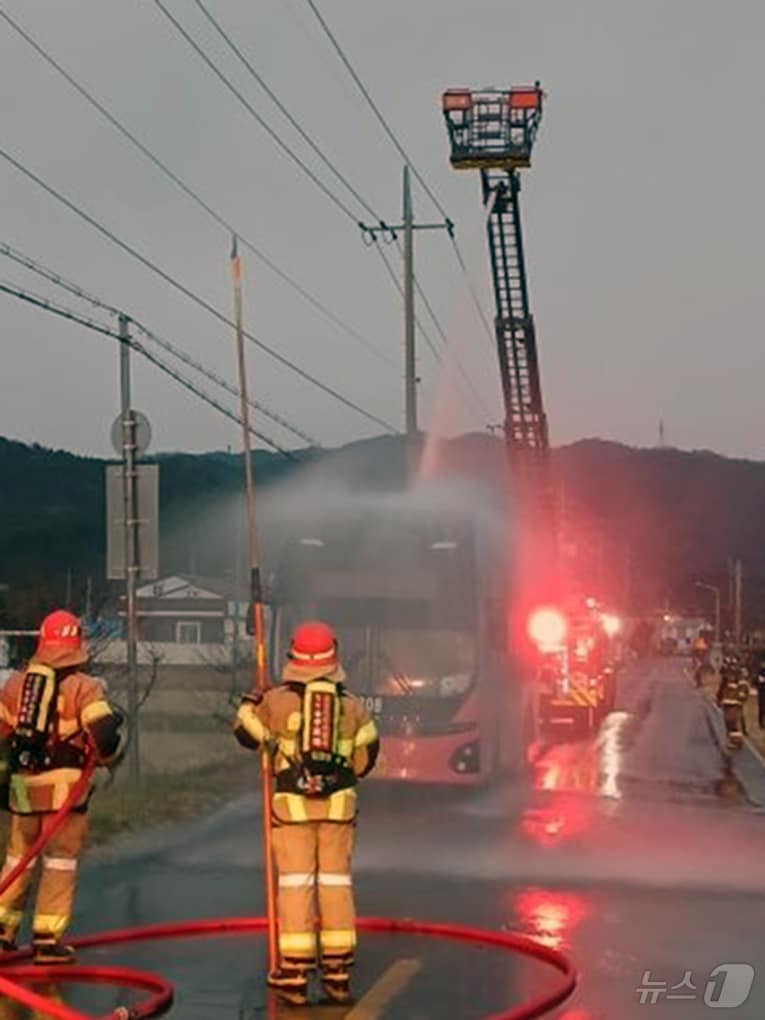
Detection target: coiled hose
<box><xmin>0</xmin><ymin>767</ymin><xmax>578</xmax><ymax>1020</ymax></box>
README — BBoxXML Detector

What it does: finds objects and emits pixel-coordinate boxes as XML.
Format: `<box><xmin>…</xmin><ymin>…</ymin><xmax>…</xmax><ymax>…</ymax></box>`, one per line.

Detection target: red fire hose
<box><xmin>0</xmin><ymin>769</ymin><xmax>578</xmax><ymax>1020</ymax></box>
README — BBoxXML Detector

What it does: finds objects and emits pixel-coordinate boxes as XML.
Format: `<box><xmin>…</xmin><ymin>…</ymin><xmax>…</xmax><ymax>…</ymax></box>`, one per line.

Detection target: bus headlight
<box><xmin>440</xmin><ymin>673</ymin><xmax>471</xmax><ymax>696</ymax></box>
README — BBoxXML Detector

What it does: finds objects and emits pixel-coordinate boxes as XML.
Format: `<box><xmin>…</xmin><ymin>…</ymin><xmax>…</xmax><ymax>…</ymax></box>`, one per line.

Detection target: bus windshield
<box><xmin>340</xmin><ymin>624</ymin><xmax>475</xmax><ymax>698</ymax></box>
<box><xmin>277</xmin><ymin>603</ymin><xmax>475</xmax><ymax>699</ymax></box>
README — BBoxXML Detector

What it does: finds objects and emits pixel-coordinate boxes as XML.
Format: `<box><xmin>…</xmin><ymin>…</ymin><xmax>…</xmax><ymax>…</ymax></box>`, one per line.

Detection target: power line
<box><xmin>0</xmin><ymin>144</ymin><xmax>397</xmax><ymax>433</ymax></box>
<box><xmin>0</xmin><ymin>240</ymin><xmax>318</xmax><ymax>447</ymax></box>
<box><xmin>162</xmin><ymin>0</ymin><xmax>491</xmax><ymax>405</ymax></box>
<box><xmin>449</xmin><ymin>229</ymin><xmax>495</xmax><ymax>346</ymax></box>
<box><xmin>304</xmin><ymin>0</ymin><xmax>449</xmax><ymax>221</ymax></box>
<box><xmin>151</xmin><ymin>0</ymin><xmax>362</xmax><ymax>225</ymax></box>
<box><xmin>375</xmin><ymin>241</ymin><xmax>490</xmax><ymax>424</ymax></box>
<box><xmin>152</xmin><ymin>2</ymin><xmax>472</xmax><ymax>394</ymax></box>
<box><xmin>0</xmin><ymin>280</ymin><xmax>294</xmax><ymax>457</ymax></box>
<box><xmin>0</xmin><ymin>6</ymin><xmax>397</xmax><ymax>372</ymax></box>
<box><xmin>192</xmin><ymin>0</ymin><xmax>381</xmax><ymax>225</ymax></box>
<box><xmin>304</xmin><ymin>1</ymin><xmax>497</xmax><ymax>348</ymax></box>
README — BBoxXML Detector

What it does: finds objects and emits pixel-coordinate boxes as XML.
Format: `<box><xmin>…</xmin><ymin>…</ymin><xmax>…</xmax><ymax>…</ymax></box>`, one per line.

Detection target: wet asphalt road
<box><xmin>22</xmin><ymin>659</ymin><xmax>765</xmax><ymax>1018</ymax></box>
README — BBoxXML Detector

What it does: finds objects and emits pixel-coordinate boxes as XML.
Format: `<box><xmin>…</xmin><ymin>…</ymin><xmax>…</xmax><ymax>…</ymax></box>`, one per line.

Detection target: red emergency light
<box><xmin>527</xmin><ymin>607</ymin><xmax>568</xmax><ymax>649</ymax></box>
<box><xmin>508</xmin><ymin>87</ymin><xmax>542</xmax><ymax>110</ymax></box>
<box><xmin>601</xmin><ymin>613</ymin><xmax>622</xmax><ymax>638</ymax></box>
<box><xmin>442</xmin><ymin>89</ymin><xmax>473</xmax><ymax>112</ymax></box>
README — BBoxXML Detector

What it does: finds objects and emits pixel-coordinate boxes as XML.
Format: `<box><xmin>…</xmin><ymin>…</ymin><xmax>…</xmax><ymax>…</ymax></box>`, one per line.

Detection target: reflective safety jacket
<box><xmin>234</xmin><ymin>680</ymin><xmax>379</xmax><ymax>824</ymax></box>
<box><xmin>0</xmin><ymin>665</ymin><xmax>120</xmax><ymax>814</ymax></box>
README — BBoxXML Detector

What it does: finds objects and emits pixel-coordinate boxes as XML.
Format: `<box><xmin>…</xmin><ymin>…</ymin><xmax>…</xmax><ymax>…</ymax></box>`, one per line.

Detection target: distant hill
<box><xmin>1</xmin><ymin>433</ymin><xmax>764</xmax><ymax>627</ymax></box>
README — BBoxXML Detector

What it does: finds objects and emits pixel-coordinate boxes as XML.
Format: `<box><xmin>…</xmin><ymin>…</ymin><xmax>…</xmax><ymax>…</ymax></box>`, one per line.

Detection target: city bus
<box><xmin>268</xmin><ymin>492</ymin><xmax>528</xmax><ymax>785</ymax></box>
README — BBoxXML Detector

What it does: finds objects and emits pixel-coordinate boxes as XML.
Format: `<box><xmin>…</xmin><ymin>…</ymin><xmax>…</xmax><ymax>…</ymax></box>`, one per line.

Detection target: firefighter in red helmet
<box><xmin>234</xmin><ymin>620</ymin><xmax>379</xmax><ymax>1006</ymax></box>
<box><xmin>0</xmin><ymin>611</ymin><xmax>122</xmax><ymax>963</ymax></box>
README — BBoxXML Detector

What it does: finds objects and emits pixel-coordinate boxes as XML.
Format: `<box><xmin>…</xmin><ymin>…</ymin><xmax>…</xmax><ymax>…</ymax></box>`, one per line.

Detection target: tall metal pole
<box><xmin>119</xmin><ymin>314</ymin><xmax>140</xmax><ymax>784</ymax></box>
<box><xmin>403</xmin><ymin>165</ymin><xmax>417</xmax><ymax>438</ymax></box>
<box><xmin>230</xmin><ymin>237</ymin><xmax>278</xmax><ymax>976</ymax></box>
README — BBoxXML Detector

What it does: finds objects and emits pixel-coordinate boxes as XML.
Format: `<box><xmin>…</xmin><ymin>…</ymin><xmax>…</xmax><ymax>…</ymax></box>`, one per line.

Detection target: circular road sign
<box><xmin>110</xmin><ymin>410</ymin><xmax>152</xmax><ymax>457</ymax></box>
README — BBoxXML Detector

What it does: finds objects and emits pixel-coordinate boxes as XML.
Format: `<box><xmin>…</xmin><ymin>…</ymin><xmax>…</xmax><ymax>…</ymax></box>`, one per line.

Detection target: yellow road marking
<box><xmin>346</xmin><ymin>958</ymin><xmax>422</xmax><ymax>1019</ymax></box>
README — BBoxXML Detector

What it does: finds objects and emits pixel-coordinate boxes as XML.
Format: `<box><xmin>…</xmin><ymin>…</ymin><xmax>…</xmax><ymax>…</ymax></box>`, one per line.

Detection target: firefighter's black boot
<box><xmin>322</xmin><ymin>963</ymin><xmax>352</xmax><ymax>1004</ymax></box>
<box><xmin>267</xmin><ymin>966</ymin><xmax>309</xmax><ymax>1006</ymax></box>
<box><xmin>32</xmin><ymin>935</ymin><xmax>76</xmax><ymax>965</ymax></box>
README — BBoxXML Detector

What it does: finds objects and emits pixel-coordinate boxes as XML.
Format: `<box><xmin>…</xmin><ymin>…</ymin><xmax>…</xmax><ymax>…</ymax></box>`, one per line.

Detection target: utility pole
<box><xmin>230</xmin><ymin>237</ymin><xmax>278</xmax><ymax>976</ymax></box>
<box><xmin>403</xmin><ymin>165</ymin><xmax>417</xmax><ymax>438</ymax></box>
<box><xmin>119</xmin><ymin>314</ymin><xmax>140</xmax><ymax>784</ymax></box>
<box><xmin>360</xmin><ymin>167</ymin><xmax>452</xmax><ymax>451</ymax></box>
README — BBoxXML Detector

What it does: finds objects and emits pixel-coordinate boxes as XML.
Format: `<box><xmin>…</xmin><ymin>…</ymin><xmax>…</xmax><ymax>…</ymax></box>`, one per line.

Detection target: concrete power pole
<box><xmin>403</xmin><ymin>165</ymin><xmax>417</xmax><ymax>438</ymax></box>
<box><xmin>359</xmin><ymin>168</ymin><xmax>451</xmax><ymax>462</ymax></box>
<box><xmin>119</xmin><ymin>314</ymin><xmax>140</xmax><ymax>783</ymax></box>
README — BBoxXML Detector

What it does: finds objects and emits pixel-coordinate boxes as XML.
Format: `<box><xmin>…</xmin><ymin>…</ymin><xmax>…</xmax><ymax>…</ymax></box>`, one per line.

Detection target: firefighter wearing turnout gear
<box><xmin>0</xmin><ymin>611</ymin><xmax>121</xmax><ymax>964</ymax></box>
<box><xmin>716</xmin><ymin>661</ymin><xmax>749</xmax><ymax>749</ymax></box>
<box><xmin>234</xmin><ymin>621</ymin><xmax>379</xmax><ymax>1006</ymax></box>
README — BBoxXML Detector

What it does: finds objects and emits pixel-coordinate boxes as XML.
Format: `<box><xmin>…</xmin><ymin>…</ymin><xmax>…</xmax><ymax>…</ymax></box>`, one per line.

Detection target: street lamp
<box><xmin>695</xmin><ymin>582</ymin><xmax>720</xmax><ymax>645</ymax></box>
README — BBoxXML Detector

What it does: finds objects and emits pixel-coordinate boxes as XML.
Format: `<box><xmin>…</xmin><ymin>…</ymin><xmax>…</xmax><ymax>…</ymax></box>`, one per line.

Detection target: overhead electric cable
<box><xmin>375</xmin><ymin>242</ymin><xmax>490</xmax><ymax>424</ymax></box>
<box><xmin>0</xmin><ymin>240</ymin><xmax>317</xmax><ymax>446</ymax></box>
<box><xmin>0</xmin><ymin>145</ymin><xmax>397</xmax><ymax>433</ymax></box>
<box><xmin>0</xmin><ymin>6</ymin><xmax>396</xmax><ymax>371</ymax></box>
<box><xmin>304</xmin><ymin>0</ymin><xmax>498</xmax><ymax>348</ymax></box>
<box><xmin>192</xmin><ymin>0</ymin><xmax>381</xmax><ymax>224</ymax></box>
<box><xmin>182</xmin><ymin>0</ymin><xmax>491</xmax><ymax>401</ymax></box>
<box><xmin>151</xmin><ymin>0</ymin><xmax>361</xmax><ymax>225</ymax></box>
<box><xmin>151</xmin><ymin>3</ymin><xmax>481</xmax><ymax>392</ymax></box>
<box><xmin>0</xmin><ymin>281</ymin><xmax>294</xmax><ymax>456</ymax></box>
<box><xmin>304</xmin><ymin>0</ymin><xmax>449</xmax><ymax>220</ymax></box>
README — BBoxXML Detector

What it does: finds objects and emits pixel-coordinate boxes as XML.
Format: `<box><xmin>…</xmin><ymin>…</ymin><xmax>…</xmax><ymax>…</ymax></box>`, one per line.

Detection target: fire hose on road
<box><xmin>0</xmin><ymin>764</ymin><xmax>578</xmax><ymax>1020</ymax></box>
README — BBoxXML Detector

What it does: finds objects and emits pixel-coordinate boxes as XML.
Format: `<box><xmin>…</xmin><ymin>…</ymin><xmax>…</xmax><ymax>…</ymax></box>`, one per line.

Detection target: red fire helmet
<box><xmin>288</xmin><ymin>620</ymin><xmax>338</xmax><ymax>670</ymax></box>
<box><xmin>35</xmin><ymin>609</ymin><xmax>87</xmax><ymax>668</ymax></box>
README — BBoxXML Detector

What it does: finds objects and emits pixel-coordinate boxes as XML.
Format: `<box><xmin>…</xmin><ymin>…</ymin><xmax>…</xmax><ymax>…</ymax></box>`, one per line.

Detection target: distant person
<box><xmin>234</xmin><ymin>621</ymin><xmax>379</xmax><ymax>1006</ymax></box>
<box><xmin>0</xmin><ymin>611</ymin><xmax>122</xmax><ymax>963</ymax></box>
<box><xmin>691</xmin><ymin>634</ymin><xmax>708</xmax><ymax>678</ymax></box>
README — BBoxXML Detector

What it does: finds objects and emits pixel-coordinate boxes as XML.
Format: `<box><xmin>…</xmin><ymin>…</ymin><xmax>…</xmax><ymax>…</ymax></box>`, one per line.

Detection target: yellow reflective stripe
<box><xmin>0</xmin><ymin>908</ymin><xmax>23</xmax><ymax>929</ymax></box>
<box><xmin>36</xmin><ymin>670</ymin><xmax>56</xmax><ymax>735</ymax></box>
<box><xmin>327</xmin><ymin>789</ymin><xmax>355</xmax><ymax>821</ymax></box>
<box><xmin>81</xmin><ymin>700</ymin><xmax>112</xmax><ymax>727</ymax></box>
<box><xmin>236</xmin><ymin>704</ymin><xmax>269</xmax><ymax>744</ymax></box>
<box><xmin>354</xmin><ymin>720</ymin><xmax>378</xmax><ymax>748</ymax></box>
<box><xmin>279</xmin><ymin>932</ymin><xmax>316</xmax><ymax>955</ymax></box>
<box><xmin>57</xmin><ymin>717</ymin><xmax>80</xmax><ymax>739</ymax></box>
<box><xmin>319</xmin><ymin>929</ymin><xmax>357</xmax><ymax>950</ymax></box>
<box><xmin>276</xmin><ymin>793</ymin><xmax>309</xmax><ymax>823</ymax></box>
<box><xmin>337</xmin><ymin>738</ymin><xmax>354</xmax><ymax>758</ymax></box>
<box><xmin>23</xmin><ymin>768</ymin><xmax>82</xmax><ymax>788</ymax></box>
<box><xmin>33</xmin><ymin>913</ymin><xmax>69</xmax><ymax>937</ymax></box>
<box><xmin>278</xmin><ymin>737</ymin><xmax>297</xmax><ymax>758</ymax></box>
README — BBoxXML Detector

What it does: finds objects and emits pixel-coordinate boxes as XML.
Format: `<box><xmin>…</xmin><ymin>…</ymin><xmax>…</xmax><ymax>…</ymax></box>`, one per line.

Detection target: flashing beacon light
<box><xmin>602</xmin><ymin>613</ymin><xmax>622</xmax><ymax>638</ymax></box>
<box><xmin>528</xmin><ymin>607</ymin><xmax>568</xmax><ymax>650</ymax></box>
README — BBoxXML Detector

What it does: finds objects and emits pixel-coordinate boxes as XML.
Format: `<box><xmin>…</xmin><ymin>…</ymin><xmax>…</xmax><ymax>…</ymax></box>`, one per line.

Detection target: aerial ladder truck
<box><xmin>442</xmin><ymin>86</ymin><xmax>609</xmax><ymax>741</ymax></box>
